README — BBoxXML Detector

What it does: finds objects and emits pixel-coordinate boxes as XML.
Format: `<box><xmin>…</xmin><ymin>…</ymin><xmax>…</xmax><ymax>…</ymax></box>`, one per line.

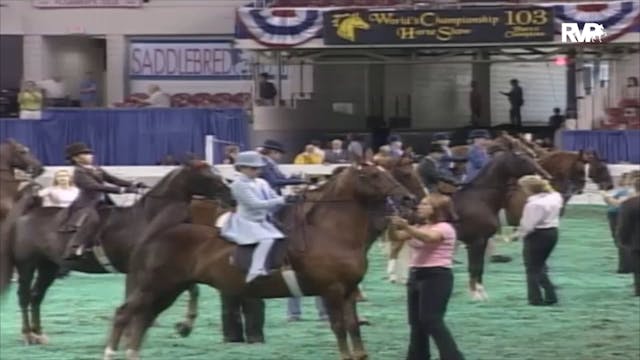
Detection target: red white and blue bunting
<box><xmin>235</xmin><ymin>1</ymin><xmax>640</xmax><ymax>47</ymax></box>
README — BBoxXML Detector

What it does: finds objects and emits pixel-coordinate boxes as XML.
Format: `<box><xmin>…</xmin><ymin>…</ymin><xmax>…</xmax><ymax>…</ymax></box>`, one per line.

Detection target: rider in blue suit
<box><xmin>465</xmin><ymin>129</ymin><xmax>492</xmax><ymax>183</ymax></box>
<box><xmin>259</xmin><ymin>140</ymin><xmax>306</xmax><ymax>194</ymax></box>
<box><xmin>432</xmin><ymin>132</ymin><xmax>466</xmax><ymax>180</ymax></box>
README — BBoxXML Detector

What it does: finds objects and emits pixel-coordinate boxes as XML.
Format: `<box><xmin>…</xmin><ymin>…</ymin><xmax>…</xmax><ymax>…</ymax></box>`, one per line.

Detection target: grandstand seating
<box><xmin>602</xmin><ymin>98</ymin><xmax>640</xmax><ymax>129</ymax></box>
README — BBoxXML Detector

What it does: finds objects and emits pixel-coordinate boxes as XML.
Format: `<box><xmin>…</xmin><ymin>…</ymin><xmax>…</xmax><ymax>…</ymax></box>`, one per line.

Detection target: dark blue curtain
<box><xmin>0</xmin><ymin>108</ymin><xmax>248</xmax><ymax>165</ymax></box>
<box><xmin>562</xmin><ymin>130</ymin><xmax>640</xmax><ymax>164</ymax></box>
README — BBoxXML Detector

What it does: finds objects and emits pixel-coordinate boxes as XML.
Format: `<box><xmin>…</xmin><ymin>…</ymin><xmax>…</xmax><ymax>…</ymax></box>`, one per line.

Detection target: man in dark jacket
<box><xmin>417</xmin><ymin>144</ymin><xmax>460</xmax><ymax>193</ymax></box>
<box><xmin>62</xmin><ymin>142</ymin><xmax>142</xmax><ymax>259</ymax></box>
<box><xmin>617</xmin><ymin>177</ymin><xmax>640</xmax><ymax>296</ymax></box>
<box><xmin>221</xmin><ymin>294</ymin><xmax>266</xmax><ymax>343</ymax></box>
<box><xmin>259</xmin><ymin>140</ymin><xmax>306</xmax><ymax>194</ymax></box>
<box><xmin>500</xmin><ymin>79</ymin><xmax>524</xmax><ymax>128</ymax></box>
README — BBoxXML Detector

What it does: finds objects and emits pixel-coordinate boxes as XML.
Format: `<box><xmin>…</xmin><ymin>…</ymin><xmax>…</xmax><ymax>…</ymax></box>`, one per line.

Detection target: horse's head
<box><xmin>344</xmin><ymin>162</ymin><xmax>415</xmax><ymax>214</ymax></box>
<box><xmin>182</xmin><ymin>160</ymin><xmax>234</xmax><ymax>207</ymax></box>
<box><xmin>580</xmin><ymin>150</ymin><xmax>613</xmax><ymax>190</ymax></box>
<box><xmin>381</xmin><ymin>155</ymin><xmax>427</xmax><ymax>199</ymax></box>
<box><xmin>494</xmin><ymin>142</ymin><xmax>551</xmax><ymax>181</ymax></box>
<box><xmin>0</xmin><ymin>139</ymin><xmax>44</xmax><ymax>178</ymax></box>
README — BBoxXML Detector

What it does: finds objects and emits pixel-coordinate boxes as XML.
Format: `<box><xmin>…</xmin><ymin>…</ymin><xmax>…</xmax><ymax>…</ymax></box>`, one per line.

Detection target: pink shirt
<box><xmin>408</xmin><ymin>222</ymin><xmax>457</xmax><ymax>268</ymax></box>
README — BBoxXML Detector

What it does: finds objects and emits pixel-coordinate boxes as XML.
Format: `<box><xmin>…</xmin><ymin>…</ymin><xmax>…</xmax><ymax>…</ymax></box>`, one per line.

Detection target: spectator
<box><xmin>18</xmin><ymin>81</ymin><xmax>43</xmax><ymax>120</ymax></box>
<box><xmin>224</xmin><ymin>145</ymin><xmax>240</xmax><ymax>165</ymax></box>
<box><xmin>79</xmin><ymin>72</ymin><xmax>98</xmax><ymax>108</ymax></box>
<box><xmin>324</xmin><ymin>139</ymin><xmax>349</xmax><ymax>164</ymax></box>
<box><xmin>310</xmin><ymin>140</ymin><xmax>325</xmax><ymax>162</ymax></box>
<box><xmin>548</xmin><ymin>108</ymin><xmax>565</xmax><ymax>143</ymax></box>
<box><xmin>500</xmin><ymin>79</ymin><xmax>524</xmax><ymax>128</ymax></box>
<box><xmin>623</xmin><ymin>76</ymin><xmax>639</xmax><ymax>104</ymax></box>
<box><xmin>39</xmin><ymin>76</ymin><xmax>67</xmax><ymax>107</ymax></box>
<box><xmin>388</xmin><ymin>193</ymin><xmax>465</xmax><ymax>360</ymax></box>
<box><xmin>146</xmin><ymin>85</ymin><xmax>170</xmax><ymax>108</ymax></box>
<box><xmin>616</xmin><ymin>176</ymin><xmax>640</xmax><ymax>296</ymax></box>
<box><xmin>294</xmin><ymin>144</ymin><xmax>324</xmax><ymax>165</ymax></box>
<box><xmin>38</xmin><ymin>169</ymin><xmax>79</xmax><ymax>207</ymax></box>
<box><xmin>470</xmin><ymin>80</ymin><xmax>481</xmax><ymax>127</ymax></box>
<box><xmin>388</xmin><ymin>135</ymin><xmax>404</xmax><ymax>158</ymax></box>
<box><xmin>601</xmin><ymin>172</ymin><xmax>636</xmax><ymax>273</ymax></box>
<box><xmin>258</xmin><ymin>73</ymin><xmax>277</xmax><ymax>106</ymax></box>
<box><xmin>346</xmin><ymin>134</ymin><xmax>364</xmax><ymax>162</ymax></box>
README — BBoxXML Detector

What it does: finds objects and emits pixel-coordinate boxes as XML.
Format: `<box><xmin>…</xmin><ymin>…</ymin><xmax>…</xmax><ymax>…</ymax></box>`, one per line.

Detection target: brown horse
<box><xmin>0</xmin><ymin>139</ymin><xmax>44</xmax><ymax>221</ymax></box>
<box><xmin>503</xmin><ymin>149</ymin><xmax>613</xmax><ymax>227</ymax></box>
<box><xmin>452</xmin><ymin>145</ymin><xmax>550</xmax><ymax>300</ymax></box>
<box><xmin>0</xmin><ymin>161</ymin><xmax>233</xmax><ymax>344</ymax></box>
<box><xmin>102</xmin><ymin>163</ymin><xmax>414</xmax><ymax>360</ymax></box>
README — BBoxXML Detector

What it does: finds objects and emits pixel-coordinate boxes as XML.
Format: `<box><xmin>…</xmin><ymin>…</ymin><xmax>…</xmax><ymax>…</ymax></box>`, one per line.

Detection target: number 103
<box><xmin>505</xmin><ymin>10</ymin><xmax>548</xmax><ymax>26</ymax></box>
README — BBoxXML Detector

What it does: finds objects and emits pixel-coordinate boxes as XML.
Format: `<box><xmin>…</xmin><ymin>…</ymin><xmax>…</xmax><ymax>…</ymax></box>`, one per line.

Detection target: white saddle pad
<box><xmin>215</xmin><ymin>211</ymin><xmax>232</xmax><ymax>228</ymax></box>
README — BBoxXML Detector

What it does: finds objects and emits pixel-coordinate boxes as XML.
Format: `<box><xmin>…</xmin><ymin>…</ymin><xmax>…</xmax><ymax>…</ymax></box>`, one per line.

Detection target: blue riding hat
<box><xmin>468</xmin><ymin>129</ymin><xmax>491</xmax><ymax>139</ymax></box>
<box><xmin>432</xmin><ymin>132</ymin><xmax>450</xmax><ymax>142</ymax></box>
<box><xmin>235</xmin><ymin>151</ymin><xmax>266</xmax><ymax>168</ymax></box>
<box><xmin>261</xmin><ymin>139</ymin><xmax>286</xmax><ymax>153</ymax></box>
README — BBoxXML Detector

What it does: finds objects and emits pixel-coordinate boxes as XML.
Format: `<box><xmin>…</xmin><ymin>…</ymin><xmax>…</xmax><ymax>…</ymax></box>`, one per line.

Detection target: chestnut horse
<box><xmin>102</xmin><ymin>163</ymin><xmax>414</xmax><ymax>360</ymax></box>
<box><xmin>0</xmin><ymin>161</ymin><xmax>233</xmax><ymax>344</ymax></box>
<box><xmin>0</xmin><ymin>139</ymin><xmax>44</xmax><ymax>221</ymax></box>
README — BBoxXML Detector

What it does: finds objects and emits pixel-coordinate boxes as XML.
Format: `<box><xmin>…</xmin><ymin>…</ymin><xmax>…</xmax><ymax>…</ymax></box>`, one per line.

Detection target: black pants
<box><xmin>631</xmin><ymin>251</ymin><xmax>640</xmax><ymax>296</ymax></box>
<box><xmin>510</xmin><ymin>106</ymin><xmax>522</xmax><ymax>127</ymax></box>
<box><xmin>607</xmin><ymin>212</ymin><xmax>633</xmax><ymax>273</ymax></box>
<box><xmin>220</xmin><ymin>294</ymin><xmax>265</xmax><ymax>343</ymax></box>
<box><xmin>523</xmin><ymin>228</ymin><xmax>558</xmax><ymax>305</ymax></box>
<box><xmin>406</xmin><ymin>267</ymin><xmax>464</xmax><ymax>360</ymax></box>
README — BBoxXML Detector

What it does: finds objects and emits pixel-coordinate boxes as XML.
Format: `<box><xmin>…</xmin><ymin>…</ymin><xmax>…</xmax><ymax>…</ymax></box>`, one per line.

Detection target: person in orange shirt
<box><xmin>293</xmin><ymin>144</ymin><xmax>323</xmax><ymax>164</ymax></box>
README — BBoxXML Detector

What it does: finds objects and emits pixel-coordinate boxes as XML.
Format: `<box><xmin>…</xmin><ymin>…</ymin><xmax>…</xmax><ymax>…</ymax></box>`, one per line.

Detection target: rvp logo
<box><xmin>561</xmin><ymin>23</ymin><xmax>607</xmax><ymax>43</ymax></box>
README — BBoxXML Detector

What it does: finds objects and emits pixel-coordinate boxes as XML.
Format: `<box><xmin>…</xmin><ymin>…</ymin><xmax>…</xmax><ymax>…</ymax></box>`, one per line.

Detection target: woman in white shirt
<box><xmin>517</xmin><ymin>175</ymin><xmax>563</xmax><ymax>306</ymax></box>
<box><xmin>38</xmin><ymin>169</ymin><xmax>79</xmax><ymax>207</ymax></box>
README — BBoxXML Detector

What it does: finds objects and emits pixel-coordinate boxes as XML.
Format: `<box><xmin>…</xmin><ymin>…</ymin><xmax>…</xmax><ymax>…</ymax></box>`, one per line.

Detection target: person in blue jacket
<box><xmin>259</xmin><ymin>140</ymin><xmax>306</xmax><ymax>193</ymax></box>
<box><xmin>432</xmin><ymin>132</ymin><xmax>466</xmax><ymax>180</ymax></box>
<box><xmin>465</xmin><ymin>129</ymin><xmax>492</xmax><ymax>183</ymax></box>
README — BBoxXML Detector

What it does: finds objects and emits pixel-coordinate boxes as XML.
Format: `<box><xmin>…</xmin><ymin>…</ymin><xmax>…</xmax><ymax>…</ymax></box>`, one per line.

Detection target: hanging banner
<box><xmin>128</xmin><ymin>41</ymin><xmax>286</xmax><ymax>80</ymax></box>
<box><xmin>33</xmin><ymin>0</ymin><xmax>143</xmax><ymax>8</ymax></box>
<box><xmin>323</xmin><ymin>7</ymin><xmax>554</xmax><ymax>45</ymax></box>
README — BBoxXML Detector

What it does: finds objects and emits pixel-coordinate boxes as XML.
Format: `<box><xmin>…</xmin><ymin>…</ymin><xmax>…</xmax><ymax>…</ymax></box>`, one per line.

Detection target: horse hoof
<box><xmin>125</xmin><ymin>349</ymin><xmax>140</xmax><ymax>360</ymax></box>
<box><xmin>175</xmin><ymin>322</ymin><xmax>193</xmax><ymax>338</ymax></box>
<box><xmin>33</xmin><ymin>333</ymin><xmax>49</xmax><ymax>345</ymax></box>
<box><xmin>353</xmin><ymin>352</ymin><xmax>369</xmax><ymax>360</ymax></box>
<box><xmin>103</xmin><ymin>347</ymin><xmax>117</xmax><ymax>360</ymax></box>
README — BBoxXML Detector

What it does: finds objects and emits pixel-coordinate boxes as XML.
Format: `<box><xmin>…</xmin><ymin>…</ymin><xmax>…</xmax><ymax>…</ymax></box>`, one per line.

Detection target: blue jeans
<box><xmin>287</xmin><ymin>297</ymin><xmax>326</xmax><ymax>318</ymax></box>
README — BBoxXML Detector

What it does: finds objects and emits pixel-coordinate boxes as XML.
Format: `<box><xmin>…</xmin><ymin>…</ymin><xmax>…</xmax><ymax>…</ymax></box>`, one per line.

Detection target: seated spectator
<box><xmin>146</xmin><ymin>85</ymin><xmax>171</xmax><ymax>108</ymax></box>
<box><xmin>224</xmin><ymin>145</ymin><xmax>240</xmax><ymax>164</ymax></box>
<box><xmin>294</xmin><ymin>144</ymin><xmax>324</xmax><ymax>165</ymax></box>
<box><xmin>324</xmin><ymin>139</ymin><xmax>349</xmax><ymax>164</ymax></box>
<box><xmin>310</xmin><ymin>140</ymin><xmax>325</xmax><ymax>162</ymax></box>
<box><xmin>18</xmin><ymin>81</ymin><xmax>43</xmax><ymax>120</ymax></box>
<box><xmin>38</xmin><ymin>169</ymin><xmax>79</xmax><ymax>207</ymax></box>
<box><xmin>38</xmin><ymin>76</ymin><xmax>68</xmax><ymax>107</ymax></box>
<box><xmin>346</xmin><ymin>134</ymin><xmax>364</xmax><ymax>162</ymax></box>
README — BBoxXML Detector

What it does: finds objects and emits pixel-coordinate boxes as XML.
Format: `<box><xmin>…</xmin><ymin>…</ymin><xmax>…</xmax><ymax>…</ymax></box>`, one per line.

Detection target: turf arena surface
<box><xmin>1</xmin><ymin>206</ymin><xmax>638</xmax><ymax>360</ymax></box>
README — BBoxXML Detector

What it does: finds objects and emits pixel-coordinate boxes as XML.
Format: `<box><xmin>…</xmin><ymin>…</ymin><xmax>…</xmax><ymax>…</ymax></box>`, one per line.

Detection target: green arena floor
<box><xmin>1</xmin><ymin>205</ymin><xmax>639</xmax><ymax>360</ymax></box>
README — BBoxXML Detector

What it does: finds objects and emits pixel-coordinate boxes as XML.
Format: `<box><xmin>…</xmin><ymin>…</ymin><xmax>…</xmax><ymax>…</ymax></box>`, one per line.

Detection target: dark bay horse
<box><xmin>0</xmin><ymin>161</ymin><xmax>233</xmax><ymax>344</ymax></box>
<box><xmin>102</xmin><ymin>163</ymin><xmax>414</xmax><ymax>360</ymax></box>
<box><xmin>453</xmin><ymin>145</ymin><xmax>551</xmax><ymax>300</ymax></box>
<box><xmin>503</xmin><ymin>150</ymin><xmax>613</xmax><ymax>227</ymax></box>
<box><xmin>0</xmin><ymin>139</ymin><xmax>44</xmax><ymax>221</ymax></box>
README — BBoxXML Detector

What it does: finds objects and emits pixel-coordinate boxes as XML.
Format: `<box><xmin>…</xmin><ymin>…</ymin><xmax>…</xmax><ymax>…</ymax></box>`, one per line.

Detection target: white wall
<box><xmin>0</xmin><ymin>0</ymin><xmax>243</xmax><ymax>35</ymax></box>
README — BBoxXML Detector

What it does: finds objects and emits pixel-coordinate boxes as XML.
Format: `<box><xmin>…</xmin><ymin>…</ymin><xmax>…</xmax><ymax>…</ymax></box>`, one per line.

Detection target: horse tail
<box><xmin>0</xmin><ymin>185</ymin><xmax>38</xmax><ymax>296</ymax></box>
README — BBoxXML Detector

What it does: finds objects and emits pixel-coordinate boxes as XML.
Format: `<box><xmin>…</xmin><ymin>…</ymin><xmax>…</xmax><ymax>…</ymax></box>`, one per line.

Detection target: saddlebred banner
<box><xmin>323</xmin><ymin>7</ymin><xmax>554</xmax><ymax>45</ymax></box>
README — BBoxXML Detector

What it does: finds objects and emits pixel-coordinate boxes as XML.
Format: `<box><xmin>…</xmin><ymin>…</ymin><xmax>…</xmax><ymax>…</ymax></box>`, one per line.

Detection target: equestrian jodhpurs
<box><xmin>220</xmin><ymin>294</ymin><xmax>265</xmax><ymax>343</ymax></box>
<box><xmin>406</xmin><ymin>267</ymin><xmax>464</xmax><ymax>360</ymax></box>
<box><xmin>523</xmin><ymin>228</ymin><xmax>558</xmax><ymax>304</ymax></box>
<box><xmin>607</xmin><ymin>211</ymin><xmax>633</xmax><ymax>273</ymax></box>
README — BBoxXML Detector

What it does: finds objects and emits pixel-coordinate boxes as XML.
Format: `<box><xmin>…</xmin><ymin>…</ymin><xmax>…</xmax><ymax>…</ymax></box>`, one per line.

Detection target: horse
<box><xmin>0</xmin><ymin>139</ymin><xmax>44</xmax><ymax>221</ymax></box>
<box><xmin>335</xmin><ymin>13</ymin><xmax>370</xmax><ymax>42</ymax></box>
<box><xmin>452</xmin><ymin>144</ymin><xmax>551</xmax><ymax>300</ymax></box>
<box><xmin>0</xmin><ymin>160</ymin><xmax>233</xmax><ymax>345</ymax></box>
<box><xmin>102</xmin><ymin>163</ymin><xmax>415</xmax><ymax>360</ymax></box>
<box><xmin>503</xmin><ymin>149</ymin><xmax>613</xmax><ymax>227</ymax></box>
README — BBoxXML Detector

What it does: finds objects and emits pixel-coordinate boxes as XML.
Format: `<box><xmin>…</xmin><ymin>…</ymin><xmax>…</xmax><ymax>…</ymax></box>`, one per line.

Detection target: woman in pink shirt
<box><xmin>389</xmin><ymin>193</ymin><xmax>464</xmax><ymax>360</ymax></box>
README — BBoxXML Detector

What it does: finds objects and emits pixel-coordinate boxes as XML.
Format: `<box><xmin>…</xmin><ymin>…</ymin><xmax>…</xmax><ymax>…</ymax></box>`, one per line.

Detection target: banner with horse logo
<box><xmin>323</xmin><ymin>7</ymin><xmax>555</xmax><ymax>45</ymax></box>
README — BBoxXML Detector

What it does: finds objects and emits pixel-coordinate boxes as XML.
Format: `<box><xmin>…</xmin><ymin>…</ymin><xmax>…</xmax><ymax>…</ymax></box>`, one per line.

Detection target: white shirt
<box><xmin>148</xmin><ymin>91</ymin><xmax>171</xmax><ymax>107</ymax></box>
<box><xmin>517</xmin><ymin>192</ymin><xmax>563</xmax><ymax>238</ymax></box>
<box><xmin>38</xmin><ymin>79</ymin><xmax>66</xmax><ymax>98</ymax></box>
<box><xmin>38</xmin><ymin>186</ymin><xmax>79</xmax><ymax>207</ymax></box>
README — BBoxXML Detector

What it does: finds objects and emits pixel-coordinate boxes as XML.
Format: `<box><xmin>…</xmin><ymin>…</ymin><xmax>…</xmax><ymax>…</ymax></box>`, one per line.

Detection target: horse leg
<box><xmin>323</xmin><ymin>286</ymin><xmax>351</xmax><ymax>360</ymax></box>
<box><xmin>467</xmin><ymin>238</ymin><xmax>489</xmax><ymax>301</ymax></box>
<box><xmin>16</xmin><ymin>263</ymin><xmax>36</xmax><ymax>345</ymax></box>
<box><xmin>344</xmin><ymin>290</ymin><xmax>367</xmax><ymax>360</ymax></box>
<box><xmin>124</xmin><ymin>288</ymin><xmax>185</xmax><ymax>360</ymax></box>
<box><xmin>105</xmin><ymin>292</ymin><xmax>142</xmax><ymax>360</ymax></box>
<box><xmin>174</xmin><ymin>284</ymin><xmax>199</xmax><ymax>337</ymax></box>
<box><xmin>29</xmin><ymin>261</ymin><xmax>58</xmax><ymax>345</ymax></box>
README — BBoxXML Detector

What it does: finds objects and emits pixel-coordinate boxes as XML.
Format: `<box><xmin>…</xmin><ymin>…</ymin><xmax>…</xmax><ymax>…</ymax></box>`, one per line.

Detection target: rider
<box><xmin>62</xmin><ymin>142</ymin><xmax>144</xmax><ymax>260</ymax></box>
<box><xmin>221</xmin><ymin>151</ymin><xmax>300</xmax><ymax>282</ymax></box>
<box><xmin>431</xmin><ymin>132</ymin><xmax>466</xmax><ymax>180</ymax></box>
<box><xmin>259</xmin><ymin>140</ymin><xmax>306</xmax><ymax>194</ymax></box>
<box><xmin>417</xmin><ymin>143</ymin><xmax>459</xmax><ymax>193</ymax></box>
<box><xmin>464</xmin><ymin>129</ymin><xmax>492</xmax><ymax>184</ymax></box>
